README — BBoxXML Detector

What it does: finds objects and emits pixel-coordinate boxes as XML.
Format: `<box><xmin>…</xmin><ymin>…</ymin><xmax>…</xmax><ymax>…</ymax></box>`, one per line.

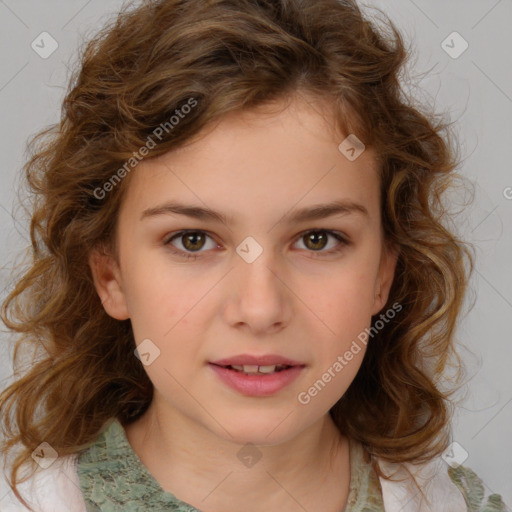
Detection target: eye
<box><xmin>164</xmin><ymin>230</ymin><xmax>219</xmax><ymax>259</ymax></box>
<box><xmin>293</xmin><ymin>229</ymin><xmax>349</xmax><ymax>256</ymax></box>
<box><xmin>163</xmin><ymin>229</ymin><xmax>350</xmax><ymax>260</ymax></box>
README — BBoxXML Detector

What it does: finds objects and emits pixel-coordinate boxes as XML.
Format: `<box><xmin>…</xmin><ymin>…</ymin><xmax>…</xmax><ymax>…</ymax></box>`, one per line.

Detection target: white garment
<box><xmin>0</xmin><ymin>454</ymin><xmax>87</xmax><ymax>512</ymax></box>
<box><xmin>0</xmin><ymin>452</ymin><xmax>467</xmax><ymax>512</ymax></box>
<box><xmin>379</xmin><ymin>456</ymin><xmax>467</xmax><ymax>512</ymax></box>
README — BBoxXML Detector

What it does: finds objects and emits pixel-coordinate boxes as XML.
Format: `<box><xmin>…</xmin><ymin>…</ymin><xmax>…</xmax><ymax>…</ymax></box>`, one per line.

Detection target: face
<box><xmin>90</xmin><ymin>93</ymin><xmax>397</xmax><ymax>447</ymax></box>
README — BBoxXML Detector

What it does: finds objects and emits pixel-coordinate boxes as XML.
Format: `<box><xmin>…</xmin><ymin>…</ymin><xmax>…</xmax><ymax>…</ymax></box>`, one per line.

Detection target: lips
<box><xmin>208</xmin><ymin>354</ymin><xmax>306</xmax><ymax>396</ymax></box>
<box><xmin>209</xmin><ymin>364</ymin><xmax>304</xmax><ymax>396</ymax></box>
<box><xmin>211</xmin><ymin>354</ymin><xmax>305</xmax><ymax>367</ymax></box>
<box><xmin>224</xmin><ymin>363</ymin><xmax>290</xmax><ymax>375</ymax></box>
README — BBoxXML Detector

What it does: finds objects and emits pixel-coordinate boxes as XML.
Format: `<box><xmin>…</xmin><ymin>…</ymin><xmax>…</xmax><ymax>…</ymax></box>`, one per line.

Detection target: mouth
<box><xmin>212</xmin><ymin>363</ymin><xmax>295</xmax><ymax>375</ymax></box>
<box><xmin>208</xmin><ymin>361</ymin><xmax>306</xmax><ymax>396</ymax></box>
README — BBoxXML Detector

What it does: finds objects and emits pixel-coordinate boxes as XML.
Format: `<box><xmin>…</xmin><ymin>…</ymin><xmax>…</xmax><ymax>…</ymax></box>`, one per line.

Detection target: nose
<box><xmin>223</xmin><ymin>248</ymin><xmax>292</xmax><ymax>335</ymax></box>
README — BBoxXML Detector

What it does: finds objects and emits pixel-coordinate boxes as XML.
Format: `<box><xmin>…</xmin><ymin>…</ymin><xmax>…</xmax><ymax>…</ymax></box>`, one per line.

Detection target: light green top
<box><xmin>76</xmin><ymin>418</ymin><xmax>506</xmax><ymax>512</ymax></box>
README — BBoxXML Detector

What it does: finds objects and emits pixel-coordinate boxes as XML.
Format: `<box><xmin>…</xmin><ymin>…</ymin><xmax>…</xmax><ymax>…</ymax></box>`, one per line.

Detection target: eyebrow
<box><xmin>140</xmin><ymin>199</ymin><xmax>369</xmax><ymax>225</ymax></box>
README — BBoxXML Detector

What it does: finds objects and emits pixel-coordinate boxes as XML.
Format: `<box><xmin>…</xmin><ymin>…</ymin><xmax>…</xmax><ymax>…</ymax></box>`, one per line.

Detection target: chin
<box><xmin>209</xmin><ymin>410</ymin><xmax>305</xmax><ymax>447</ymax></box>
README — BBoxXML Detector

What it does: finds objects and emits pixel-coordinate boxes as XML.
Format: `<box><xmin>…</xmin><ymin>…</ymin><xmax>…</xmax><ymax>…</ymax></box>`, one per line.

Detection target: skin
<box><xmin>89</xmin><ymin>92</ymin><xmax>398</xmax><ymax>512</ymax></box>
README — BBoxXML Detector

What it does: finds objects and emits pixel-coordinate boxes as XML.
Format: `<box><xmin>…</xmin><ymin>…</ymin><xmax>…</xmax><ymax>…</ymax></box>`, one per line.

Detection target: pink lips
<box><xmin>210</xmin><ymin>353</ymin><xmax>304</xmax><ymax>367</ymax></box>
<box><xmin>208</xmin><ymin>353</ymin><xmax>306</xmax><ymax>397</ymax></box>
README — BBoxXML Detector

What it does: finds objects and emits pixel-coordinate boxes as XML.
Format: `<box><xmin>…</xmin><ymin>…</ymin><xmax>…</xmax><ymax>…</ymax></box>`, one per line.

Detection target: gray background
<box><xmin>0</xmin><ymin>0</ymin><xmax>511</xmax><ymax>506</ymax></box>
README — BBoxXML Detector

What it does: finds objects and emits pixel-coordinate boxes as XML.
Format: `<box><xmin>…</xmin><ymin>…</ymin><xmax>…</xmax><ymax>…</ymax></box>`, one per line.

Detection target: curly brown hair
<box><xmin>1</xmin><ymin>0</ymin><xmax>473</xmax><ymax>508</ymax></box>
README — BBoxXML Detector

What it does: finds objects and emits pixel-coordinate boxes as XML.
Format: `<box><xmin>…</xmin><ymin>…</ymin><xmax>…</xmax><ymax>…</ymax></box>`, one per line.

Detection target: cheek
<box><xmin>300</xmin><ymin>266</ymin><xmax>377</xmax><ymax>388</ymax></box>
<box><xmin>120</xmin><ymin>245</ymin><xmax>192</xmax><ymax>321</ymax></box>
<box><xmin>124</xmin><ymin>266</ymin><xmax>216</xmax><ymax>372</ymax></box>
<box><xmin>307</xmin><ymin>267</ymin><xmax>377</xmax><ymax>329</ymax></box>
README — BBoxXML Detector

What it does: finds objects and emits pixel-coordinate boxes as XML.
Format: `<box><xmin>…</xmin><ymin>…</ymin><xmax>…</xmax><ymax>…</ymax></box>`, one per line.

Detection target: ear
<box><xmin>88</xmin><ymin>246</ymin><xmax>130</xmax><ymax>320</ymax></box>
<box><xmin>371</xmin><ymin>243</ymin><xmax>399</xmax><ymax>315</ymax></box>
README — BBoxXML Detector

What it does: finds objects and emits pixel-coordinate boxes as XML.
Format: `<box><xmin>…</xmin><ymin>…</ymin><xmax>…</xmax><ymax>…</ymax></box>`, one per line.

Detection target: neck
<box><xmin>124</xmin><ymin>402</ymin><xmax>350</xmax><ymax>511</ymax></box>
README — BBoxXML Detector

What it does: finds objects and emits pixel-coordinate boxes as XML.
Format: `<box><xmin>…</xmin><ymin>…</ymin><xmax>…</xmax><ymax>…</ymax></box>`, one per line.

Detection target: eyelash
<box><xmin>163</xmin><ymin>229</ymin><xmax>350</xmax><ymax>260</ymax></box>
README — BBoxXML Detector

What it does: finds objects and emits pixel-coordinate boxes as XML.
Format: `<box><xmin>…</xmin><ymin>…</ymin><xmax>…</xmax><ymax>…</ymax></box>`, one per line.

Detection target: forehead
<box><xmin>119</xmin><ymin>94</ymin><xmax>380</xmax><ymax>226</ymax></box>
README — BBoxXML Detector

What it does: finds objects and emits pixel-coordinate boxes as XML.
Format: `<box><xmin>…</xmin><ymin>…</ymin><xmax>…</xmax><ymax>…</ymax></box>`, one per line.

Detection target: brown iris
<box><xmin>303</xmin><ymin>231</ymin><xmax>328</xmax><ymax>251</ymax></box>
<box><xmin>181</xmin><ymin>232</ymin><xmax>206</xmax><ymax>251</ymax></box>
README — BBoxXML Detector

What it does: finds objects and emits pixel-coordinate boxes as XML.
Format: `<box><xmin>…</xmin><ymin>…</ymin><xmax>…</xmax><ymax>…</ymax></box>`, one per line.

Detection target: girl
<box><xmin>0</xmin><ymin>0</ymin><xmax>506</xmax><ymax>510</ymax></box>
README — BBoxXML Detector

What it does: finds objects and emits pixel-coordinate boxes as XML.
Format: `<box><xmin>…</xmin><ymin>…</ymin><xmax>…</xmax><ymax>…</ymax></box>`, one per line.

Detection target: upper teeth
<box><xmin>230</xmin><ymin>364</ymin><xmax>287</xmax><ymax>374</ymax></box>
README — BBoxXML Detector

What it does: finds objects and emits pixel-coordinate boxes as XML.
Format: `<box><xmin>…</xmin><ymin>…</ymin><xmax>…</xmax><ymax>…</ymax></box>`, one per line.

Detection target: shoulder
<box><xmin>0</xmin><ymin>452</ymin><xmax>87</xmax><ymax>512</ymax></box>
<box><xmin>376</xmin><ymin>454</ymin><xmax>507</xmax><ymax>512</ymax></box>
